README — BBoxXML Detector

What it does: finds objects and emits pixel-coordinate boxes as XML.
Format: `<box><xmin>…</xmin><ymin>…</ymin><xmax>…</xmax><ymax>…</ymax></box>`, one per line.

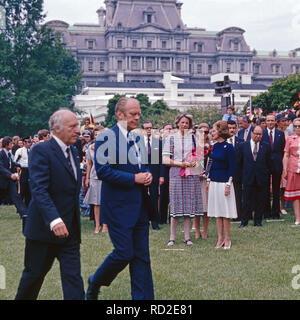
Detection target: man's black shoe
<box><xmin>239</xmin><ymin>224</ymin><xmax>247</xmax><ymax>228</ymax></box>
<box><xmin>86</xmin><ymin>276</ymin><xmax>100</xmax><ymax>300</ymax></box>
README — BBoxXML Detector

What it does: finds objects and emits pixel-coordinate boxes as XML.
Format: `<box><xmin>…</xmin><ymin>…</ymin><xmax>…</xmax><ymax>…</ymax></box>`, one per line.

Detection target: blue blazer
<box><xmin>261</xmin><ymin>128</ymin><xmax>285</xmax><ymax>173</ymax></box>
<box><xmin>237</xmin><ymin>125</ymin><xmax>254</xmax><ymax>142</ymax></box>
<box><xmin>237</xmin><ymin>141</ymin><xmax>272</xmax><ymax>186</ymax></box>
<box><xmin>24</xmin><ymin>138</ymin><xmax>82</xmax><ymax>244</ymax></box>
<box><xmin>232</xmin><ymin>136</ymin><xmax>244</xmax><ymax>183</ymax></box>
<box><xmin>95</xmin><ymin>125</ymin><xmax>153</xmax><ymax>227</ymax></box>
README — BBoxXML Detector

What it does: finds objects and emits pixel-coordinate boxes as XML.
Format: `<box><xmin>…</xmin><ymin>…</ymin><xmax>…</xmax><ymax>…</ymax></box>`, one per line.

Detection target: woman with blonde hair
<box><xmin>163</xmin><ymin>113</ymin><xmax>203</xmax><ymax>246</ymax></box>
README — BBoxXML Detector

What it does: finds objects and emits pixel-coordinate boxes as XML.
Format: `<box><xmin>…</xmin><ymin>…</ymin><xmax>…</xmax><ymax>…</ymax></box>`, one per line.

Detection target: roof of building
<box><xmin>95</xmin><ymin>82</ymin><xmax>165</xmax><ymax>89</ymax></box>
<box><xmin>178</xmin><ymin>83</ymin><xmax>268</xmax><ymax>90</ymax></box>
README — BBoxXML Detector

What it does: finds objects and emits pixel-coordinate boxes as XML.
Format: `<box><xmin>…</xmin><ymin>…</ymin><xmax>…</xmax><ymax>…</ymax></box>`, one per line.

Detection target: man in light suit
<box><xmin>15</xmin><ymin>109</ymin><xmax>85</xmax><ymax>300</ymax></box>
<box><xmin>261</xmin><ymin>114</ymin><xmax>286</xmax><ymax>219</ymax></box>
<box><xmin>238</xmin><ymin>126</ymin><xmax>272</xmax><ymax>227</ymax></box>
<box><xmin>86</xmin><ymin>97</ymin><xmax>155</xmax><ymax>300</ymax></box>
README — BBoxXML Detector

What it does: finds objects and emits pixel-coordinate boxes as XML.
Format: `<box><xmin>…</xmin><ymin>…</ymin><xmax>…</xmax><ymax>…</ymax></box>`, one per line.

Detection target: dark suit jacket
<box><xmin>0</xmin><ymin>149</ymin><xmax>13</xmax><ymax>189</ymax></box>
<box><xmin>237</xmin><ymin>141</ymin><xmax>272</xmax><ymax>186</ymax></box>
<box><xmin>95</xmin><ymin>124</ymin><xmax>153</xmax><ymax>227</ymax></box>
<box><xmin>237</xmin><ymin>125</ymin><xmax>254</xmax><ymax>142</ymax></box>
<box><xmin>146</xmin><ymin>136</ymin><xmax>165</xmax><ymax>182</ymax></box>
<box><xmin>24</xmin><ymin>138</ymin><xmax>82</xmax><ymax>244</ymax></box>
<box><xmin>261</xmin><ymin>128</ymin><xmax>285</xmax><ymax>173</ymax></box>
<box><xmin>232</xmin><ymin>136</ymin><xmax>244</xmax><ymax>183</ymax></box>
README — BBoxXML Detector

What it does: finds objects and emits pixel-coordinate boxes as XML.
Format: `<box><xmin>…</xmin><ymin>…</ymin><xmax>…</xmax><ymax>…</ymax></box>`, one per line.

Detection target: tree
<box><xmin>185</xmin><ymin>106</ymin><xmax>222</xmax><ymax>127</ymax></box>
<box><xmin>0</xmin><ymin>0</ymin><xmax>81</xmax><ymax>137</ymax></box>
<box><xmin>102</xmin><ymin>94</ymin><xmax>125</xmax><ymax>128</ymax></box>
<box><xmin>250</xmin><ymin>73</ymin><xmax>300</xmax><ymax>115</ymax></box>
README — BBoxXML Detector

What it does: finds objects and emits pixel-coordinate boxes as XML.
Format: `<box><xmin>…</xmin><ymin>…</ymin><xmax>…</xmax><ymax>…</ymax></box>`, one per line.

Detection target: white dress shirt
<box><xmin>50</xmin><ymin>135</ymin><xmax>77</xmax><ymax>231</ymax></box>
<box><xmin>14</xmin><ymin>146</ymin><xmax>29</xmax><ymax>168</ymax></box>
<box><xmin>227</xmin><ymin>136</ymin><xmax>236</xmax><ymax>147</ymax></box>
<box><xmin>250</xmin><ymin>139</ymin><xmax>260</xmax><ymax>154</ymax></box>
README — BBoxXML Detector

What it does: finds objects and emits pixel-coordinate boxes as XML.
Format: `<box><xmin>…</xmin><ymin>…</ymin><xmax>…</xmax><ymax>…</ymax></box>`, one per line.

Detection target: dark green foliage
<box><xmin>0</xmin><ymin>0</ymin><xmax>81</xmax><ymax>137</ymax></box>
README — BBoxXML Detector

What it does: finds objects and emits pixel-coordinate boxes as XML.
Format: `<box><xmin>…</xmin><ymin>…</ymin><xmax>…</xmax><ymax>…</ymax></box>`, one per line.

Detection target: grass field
<box><xmin>1</xmin><ymin>205</ymin><xmax>300</xmax><ymax>300</ymax></box>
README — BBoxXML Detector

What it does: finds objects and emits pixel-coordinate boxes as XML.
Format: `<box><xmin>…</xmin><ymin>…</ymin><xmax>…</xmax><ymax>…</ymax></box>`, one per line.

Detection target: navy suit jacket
<box><xmin>24</xmin><ymin>138</ymin><xmax>82</xmax><ymax>244</ymax></box>
<box><xmin>237</xmin><ymin>141</ymin><xmax>272</xmax><ymax>186</ymax></box>
<box><xmin>232</xmin><ymin>136</ymin><xmax>244</xmax><ymax>183</ymax></box>
<box><xmin>237</xmin><ymin>125</ymin><xmax>254</xmax><ymax>142</ymax></box>
<box><xmin>95</xmin><ymin>124</ymin><xmax>153</xmax><ymax>227</ymax></box>
<box><xmin>146</xmin><ymin>137</ymin><xmax>165</xmax><ymax>182</ymax></box>
<box><xmin>0</xmin><ymin>150</ymin><xmax>13</xmax><ymax>189</ymax></box>
<box><xmin>261</xmin><ymin>128</ymin><xmax>285</xmax><ymax>173</ymax></box>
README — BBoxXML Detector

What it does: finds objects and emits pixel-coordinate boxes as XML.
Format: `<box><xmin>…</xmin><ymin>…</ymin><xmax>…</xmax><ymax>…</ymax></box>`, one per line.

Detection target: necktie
<box><xmin>7</xmin><ymin>152</ymin><xmax>12</xmax><ymax>169</ymax></box>
<box><xmin>230</xmin><ymin>137</ymin><xmax>233</xmax><ymax>146</ymax></box>
<box><xmin>228</xmin><ymin>115</ymin><xmax>232</xmax><ymax>121</ymax></box>
<box><xmin>147</xmin><ymin>137</ymin><xmax>151</xmax><ymax>164</ymax></box>
<box><xmin>269</xmin><ymin>130</ymin><xmax>273</xmax><ymax>149</ymax></box>
<box><xmin>66</xmin><ymin>147</ymin><xmax>75</xmax><ymax>176</ymax></box>
<box><xmin>243</xmin><ymin>129</ymin><xmax>248</xmax><ymax>141</ymax></box>
<box><xmin>253</xmin><ymin>142</ymin><xmax>258</xmax><ymax>161</ymax></box>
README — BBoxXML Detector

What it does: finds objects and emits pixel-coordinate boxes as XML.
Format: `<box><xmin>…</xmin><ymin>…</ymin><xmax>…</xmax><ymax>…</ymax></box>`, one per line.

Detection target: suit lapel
<box><xmin>49</xmin><ymin>138</ymin><xmax>76</xmax><ymax>181</ymax></box>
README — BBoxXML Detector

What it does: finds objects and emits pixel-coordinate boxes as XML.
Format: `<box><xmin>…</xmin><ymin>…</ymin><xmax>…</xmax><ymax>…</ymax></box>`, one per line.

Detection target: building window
<box><xmin>117</xmin><ymin>60</ymin><xmax>123</xmax><ymax>71</ymax></box>
<box><xmin>254</xmin><ymin>64</ymin><xmax>260</xmax><ymax>75</ymax></box>
<box><xmin>87</xmin><ymin>40</ymin><xmax>94</xmax><ymax>50</ymax></box>
<box><xmin>132</xmin><ymin>40</ymin><xmax>137</xmax><ymax>48</ymax></box>
<box><xmin>162</xmin><ymin>40</ymin><xmax>167</xmax><ymax>49</ymax></box>
<box><xmin>293</xmin><ymin>65</ymin><xmax>300</xmax><ymax>73</ymax></box>
<box><xmin>146</xmin><ymin>60</ymin><xmax>154</xmax><ymax>71</ymax></box>
<box><xmin>273</xmin><ymin>65</ymin><xmax>281</xmax><ymax>75</ymax></box>
<box><xmin>226</xmin><ymin>63</ymin><xmax>231</xmax><ymax>73</ymax></box>
<box><xmin>240</xmin><ymin>63</ymin><xmax>245</xmax><ymax>73</ymax></box>
<box><xmin>197</xmin><ymin>64</ymin><xmax>202</xmax><ymax>74</ymax></box>
<box><xmin>132</xmin><ymin>60</ymin><xmax>139</xmax><ymax>71</ymax></box>
<box><xmin>147</xmin><ymin>14</ymin><xmax>152</xmax><ymax>23</ymax></box>
<box><xmin>176</xmin><ymin>41</ymin><xmax>181</xmax><ymax>51</ymax></box>
<box><xmin>233</xmin><ymin>42</ymin><xmax>239</xmax><ymax>51</ymax></box>
<box><xmin>117</xmin><ymin>40</ymin><xmax>123</xmax><ymax>49</ymax></box>
<box><xmin>88</xmin><ymin>61</ymin><xmax>93</xmax><ymax>72</ymax></box>
<box><xmin>208</xmin><ymin>64</ymin><xmax>212</xmax><ymax>74</ymax></box>
<box><xmin>176</xmin><ymin>62</ymin><xmax>181</xmax><ymax>72</ymax></box>
<box><xmin>197</xmin><ymin>44</ymin><xmax>203</xmax><ymax>53</ymax></box>
<box><xmin>100</xmin><ymin>62</ymin><xmax>105</xmax><ymax>72</ymax></box>
<box><xmin>161</xmin><ymin>60</ymin><xmax>168</xmax><ymax>71</ymax></box>
<box><xmin>147</xmin><ymin>41</ymin><xmax>152</xmax><ymax>49</ymax></box>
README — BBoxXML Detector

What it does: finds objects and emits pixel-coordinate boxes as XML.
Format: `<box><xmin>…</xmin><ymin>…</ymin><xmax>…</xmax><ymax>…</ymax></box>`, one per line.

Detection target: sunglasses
<box><xmin>294</xmin><ymin>125</ymin><xmax>300</xmax><ymax>129</ymax></box>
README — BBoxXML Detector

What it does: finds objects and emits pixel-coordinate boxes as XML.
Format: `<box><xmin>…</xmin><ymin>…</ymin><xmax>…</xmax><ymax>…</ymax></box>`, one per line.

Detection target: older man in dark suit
<box><xmin>238</xmin><ymin>125</ymin><xmax>272</xmax><ymax>227</ymax></box>
<box><xmin>15</xmin><ymin>109</ymin><xmax>85</xmax><ymax>300</ymax></box>
<box><xmin>86</xmin><ymin>97</ymin><xmax>154</xmax><ymax>300</ymax></box>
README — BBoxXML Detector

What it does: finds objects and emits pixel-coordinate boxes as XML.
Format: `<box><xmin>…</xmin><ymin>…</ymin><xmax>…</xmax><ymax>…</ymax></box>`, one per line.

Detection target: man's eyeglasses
<box><xmin>294</xmin><ymin>125</ymin><xmax>300</xmax><ymax>129</ymax></box>
<box><xmin>25</xmin><ymin>140</ymin><xmax>32</xmax><ymax>143</ymax></box>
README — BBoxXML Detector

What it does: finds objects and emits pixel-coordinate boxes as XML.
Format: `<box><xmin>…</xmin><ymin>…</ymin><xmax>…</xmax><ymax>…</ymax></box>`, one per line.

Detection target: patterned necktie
<box><xmin>66</xmin><ymin>147</ymin><xmax>75</xmax><ymax>176</ymax></box>
<box><xmin>243</xmin><ymin>129</ymin><xmax>248</xmax><ymax>141</ymax></box>
<box><xmin>269</xmin><ymin>130</ymin><xmax>273</xmax><ymax>149</ymax></box>
<box><xmin>147</xmin><ymin>137</ymin><xmax>151</xmax><ymax>163</ymax></box>
<box><xmin>230</xmin><ymin>137</ymin><xmax>233</xmax><ymax>146</ymax></box>
<box><xmin>253</xmin><ymin>142</ymin><xmax>258</xmax><ymax>161</ymax></box>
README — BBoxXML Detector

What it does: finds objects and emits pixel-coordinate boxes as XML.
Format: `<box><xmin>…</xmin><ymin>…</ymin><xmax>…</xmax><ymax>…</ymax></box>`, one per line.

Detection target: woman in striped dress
<box><xmin>163</xmin><ymin>113</ymin><xmax>203</xmax><ymax>246</ymax></box>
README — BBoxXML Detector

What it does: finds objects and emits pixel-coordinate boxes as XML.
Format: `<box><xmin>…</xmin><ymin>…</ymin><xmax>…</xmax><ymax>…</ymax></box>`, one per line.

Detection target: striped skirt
<box><xmin>169</xmin><ymin>175</ymin><xmax>203</xmax><ymax>218</ymax></box>
<box><xmin>284</xmin><ymin>171</ymin><xmax>300</xmax><ymax>201</ymax></box>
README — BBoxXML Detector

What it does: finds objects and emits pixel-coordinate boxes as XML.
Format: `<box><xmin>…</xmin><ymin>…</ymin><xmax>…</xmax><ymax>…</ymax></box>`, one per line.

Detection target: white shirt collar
<box><xmin>267</xmin><ymin>127</ymin><xmax>275</xmax><ymax>135</ymax></box>
<box><xmin>117</xmin><ymin>122</ymin><xmax>129</xmax><ymax>139</ymax></box>
<box><xmin>52</xmin><ymin>135</ymin><xmax>69</xmax><ymax>154</ymax></box>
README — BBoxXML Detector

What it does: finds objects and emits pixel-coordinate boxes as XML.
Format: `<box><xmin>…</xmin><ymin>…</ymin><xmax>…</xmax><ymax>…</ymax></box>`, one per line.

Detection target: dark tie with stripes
<box><xmin>66</xmin><ymin>147</ymin><xmax>75</xmax><ymax>176</ymax></box>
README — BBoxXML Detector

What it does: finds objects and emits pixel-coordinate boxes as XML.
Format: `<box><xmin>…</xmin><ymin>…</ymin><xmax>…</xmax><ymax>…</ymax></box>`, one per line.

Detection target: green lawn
<box><xmin>1</xmin><ymin>205</ymin><xmax>300</xmax><ymax>300</ymax></box>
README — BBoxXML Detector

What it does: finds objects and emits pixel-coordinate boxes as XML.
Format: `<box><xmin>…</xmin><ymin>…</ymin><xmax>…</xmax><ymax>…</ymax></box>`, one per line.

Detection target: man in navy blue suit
<box><xmin>238</xmin><ymin>125</ymin><xmax>272</xmax><ymax>227</ymax></box>
<box><xmin>15</xmin><ymin>109</ymin><xmax>85</xmax><ymax>300</ymax></box>
<box><xmin>237</xmin><ymin>115</ymin><xmax>254</xmax><ymax>141</ymax></box>
<box><xmin>86</xmin><ymin>97</ymin><xmax>154</xmax><ymax>300</ymax></box>
<box><xmin>227</xmin><ymin>120</ymin><xmax>244</xmax><ymax>221</ymax></box>
<box><xmin>262</xmin><ymin>114</ymin><xmax>286</xmax><ymax>219</ymax></box>
<box><xmin>141</xmin><ymin>120</ymin><xmax>165</xmax><ymax>230</ymax></box>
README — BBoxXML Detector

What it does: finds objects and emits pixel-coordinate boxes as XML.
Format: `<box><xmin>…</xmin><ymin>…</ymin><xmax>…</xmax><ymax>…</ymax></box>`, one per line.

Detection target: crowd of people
<box><xmin>1</xmin><ymin>101</ymin><xmax>300</xmax><ymax>300</ymax></box>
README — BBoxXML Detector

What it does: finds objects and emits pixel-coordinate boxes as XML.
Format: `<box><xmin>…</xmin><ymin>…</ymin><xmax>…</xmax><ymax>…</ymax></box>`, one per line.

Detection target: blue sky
<box><xmin>43</xmin><ymin>0</ymin><xmax>300</xmax><ymax>51</ymax></box>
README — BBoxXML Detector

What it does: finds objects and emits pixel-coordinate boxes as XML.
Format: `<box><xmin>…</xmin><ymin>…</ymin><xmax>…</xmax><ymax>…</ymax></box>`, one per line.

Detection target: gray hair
<box><xmin>293</xmin><ymin>117</ymin><xmax>300</xmax><ymax>126</ymax></box>
<box><xmin>49</xmin><ymin>108</ymin><xmax>71</xmax><ymax>132</ymax></box>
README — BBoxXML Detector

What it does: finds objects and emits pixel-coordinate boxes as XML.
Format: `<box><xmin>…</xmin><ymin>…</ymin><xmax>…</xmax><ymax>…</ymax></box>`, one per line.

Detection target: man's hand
<box><xmin>159</xmin><ymin>177</ymin><xmax>165</xmax><ymax>185</ymax></box>
<box><xmin>135</xmin><ymin>172</ymin><xmax>153</xmax><ymax>186</ymax></box>
<box><xmin>52</xmin><ymin>222</ymin><xmax>69</xmax><ymax>238</ymax></box>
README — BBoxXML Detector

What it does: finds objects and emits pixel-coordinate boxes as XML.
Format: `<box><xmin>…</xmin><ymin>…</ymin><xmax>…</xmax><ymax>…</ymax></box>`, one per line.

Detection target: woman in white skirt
<box><xmin>84</xmin><ymin>126</ymin><xmax>108</xmax><ymax>233</ymax></box>
<box><xmin>207</xmin><ymin>121</ymin><xmax>237</xmax><ymax>250</ymax></box>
